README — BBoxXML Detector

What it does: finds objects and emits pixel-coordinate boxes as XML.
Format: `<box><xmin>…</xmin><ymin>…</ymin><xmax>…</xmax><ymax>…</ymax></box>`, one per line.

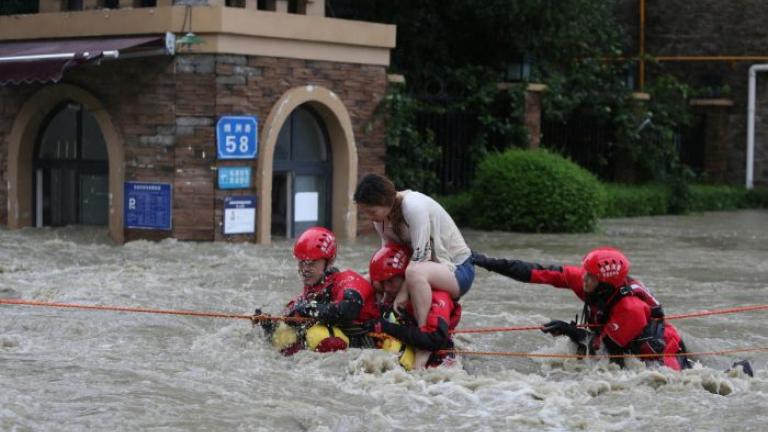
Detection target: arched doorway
<box><xmin>271</xmin><ymin>105</ymin><xmax>332</xmax><ymax>238</ymax></box>
<box><xmin>33</xmin><ymin>101</ymin><xmax>109</xmax><ymax>227</ymax></box>
<box><xmin>256</xmin><ymin>85</ymin><xmax>358</xmax><ymax>244</ymax></box>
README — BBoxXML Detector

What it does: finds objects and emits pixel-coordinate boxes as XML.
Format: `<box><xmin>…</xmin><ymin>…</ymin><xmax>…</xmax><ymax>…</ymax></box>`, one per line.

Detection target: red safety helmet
<box><xmin>293</xmin><ymin>227</ymin><xmax>337</xmax><ymax>262</ymax></box>
<box><xmin>369</xmin><ymin>242</ymin><xmax>411</xmax><ymax>282</ymax></box>
<box><xmin>582</xmin><ymin>247</ymin><xmax>630</xmax><ymax>288</ymax></box>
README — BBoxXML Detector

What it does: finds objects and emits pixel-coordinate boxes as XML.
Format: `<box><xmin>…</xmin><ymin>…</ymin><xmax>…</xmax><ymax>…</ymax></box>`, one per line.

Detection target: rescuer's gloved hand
<box><xmin>541</xmin><ymin>320</ymin><xmax>589</xmax><ymax>345</ymax></box>
<box><xmin>470</xmin><ymin>250</ymin><xmax>490</xmax><ymax>267</ymax></box>
<box><xmin>252</xmin><ymin>308</ymin><xmax>276</xmax><ymax>333</ymax></box>
<box><xmin>292</xmin><ymin>300</ymin><xmax>319</xmax><ymax>318</ymax></box>
<box><xmin>362</xmin><ymin>319</ymin><xmax>384</xmax><ymax>334</ymax></box>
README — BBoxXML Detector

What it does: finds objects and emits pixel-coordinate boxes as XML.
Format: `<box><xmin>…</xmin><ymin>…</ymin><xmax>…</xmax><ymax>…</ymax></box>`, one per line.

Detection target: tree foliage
<box><xmin>330</xmin><ymin>0</ymin><xmax>696</xmax><ymax>187</ymax></box>
<box><xmin>0</xmin><ymin>0</ymin><xmax>38</xmax><ymax>15</ymax></box>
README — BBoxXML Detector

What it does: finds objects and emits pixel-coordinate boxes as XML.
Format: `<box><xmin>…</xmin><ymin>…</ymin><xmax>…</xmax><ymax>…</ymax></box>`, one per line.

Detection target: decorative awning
<box><xmin>0</xmin><ymin>33</ymin><xmax>175</xmax><ymax>86</ymax></box>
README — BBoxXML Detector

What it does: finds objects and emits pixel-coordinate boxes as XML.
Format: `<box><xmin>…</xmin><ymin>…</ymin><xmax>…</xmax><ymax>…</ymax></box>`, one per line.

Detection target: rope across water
<box><xmin>2</xmin><ymin>298</ymin><xmax>766</xmax><ymax>360</ymax></box>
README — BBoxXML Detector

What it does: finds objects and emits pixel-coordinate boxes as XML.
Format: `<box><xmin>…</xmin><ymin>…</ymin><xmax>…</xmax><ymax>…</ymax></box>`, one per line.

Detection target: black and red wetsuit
<box><xmin>377</xmin><ymin>290</ymin><xmax>462</xmax><ymax>366</ymax></box>
<box><xmin>474</xmin><ymin>255</ymin><xmax>689</xmax><ymax>370</ymax></box>
<box><xmin>284</xmin><ymin>268</ymin><xmax>381</xmax><ymax>348</ymax></box>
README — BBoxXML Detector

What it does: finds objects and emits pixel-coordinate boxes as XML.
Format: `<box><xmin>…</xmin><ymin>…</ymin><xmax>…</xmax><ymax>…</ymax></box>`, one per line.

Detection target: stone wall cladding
<box><xmin>619</xmin><ymin>0</ymin><xmax>768</xmax><ymax>186</ymax></box>
<box><xmin>0</xmin><ymin>86</ymin><xmax>38</xmax><ymax>225</ymax></box>
<box><xmin>0</xmin><ymin>54</ymin><xmax>388</xmax><ymax>240</ymax></box>
<box><xmin>213</xmin><ymin>54</ymin><xmax>388</xmax><ymax>241</ymax></box>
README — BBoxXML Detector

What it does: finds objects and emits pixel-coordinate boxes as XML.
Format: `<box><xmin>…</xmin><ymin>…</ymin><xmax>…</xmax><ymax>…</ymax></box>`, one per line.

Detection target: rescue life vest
<box><xmin>581</xmin><ymin>279</ymin><xmax>667</xmax><ymax>356</ymax></box>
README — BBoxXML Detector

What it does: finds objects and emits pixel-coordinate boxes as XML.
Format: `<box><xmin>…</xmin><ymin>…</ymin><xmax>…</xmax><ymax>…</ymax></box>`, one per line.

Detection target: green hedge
<box><xmin>746</xmin><ymin>187</ymin><xmax>768</xmax><ymax>208</ymax></box>
<box><xmin>470</xmin><ymin>149</ymin><xmax>604</xmax><ymax>232</ymax></box>
<box><xmin>436</xmin><ymin>192</ymin><xmax>473</xmax><ymax>227</ymax></box>
<box><xmin>601</xmin><ymin>183</ymin><xmax>670</xmax><ymax>218</ymax></box>
<box><xmin>687</xmin><ymin>184</ymin><xmax>749</xmax><ymax>212</ymax></box>
<box><xmin>600</xmin><ymin>183</ymin><xmax>762</xmax><ymax>217</ymax></box>
<box><xmin>437</xmin><ymin>159</ymin><xmax>768</xmax><ymax>228</ymax></box>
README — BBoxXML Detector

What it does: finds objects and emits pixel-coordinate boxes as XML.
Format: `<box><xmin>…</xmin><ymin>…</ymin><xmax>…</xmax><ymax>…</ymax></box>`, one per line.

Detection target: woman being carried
<box><xmin>354</xmin><ymin>173</ymin><xmax>474</xmax><ymax>330</ymax></box>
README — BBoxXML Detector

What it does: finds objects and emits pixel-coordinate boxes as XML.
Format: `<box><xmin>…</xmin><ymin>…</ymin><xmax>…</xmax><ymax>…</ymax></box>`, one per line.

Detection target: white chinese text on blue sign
<box><xmin>216</xmin><ymin>116</ymin><xmax>258</xmax><ymax>159</ymax></box>
<box><xmin>218</xmin><ymin>166</ymin><xmax>252</xmax><ymax>189</ymax></box>
<box><xmin>124</xmin><ymin>182</ymin><xmax>172</xmax><ymax>230</ymax></box>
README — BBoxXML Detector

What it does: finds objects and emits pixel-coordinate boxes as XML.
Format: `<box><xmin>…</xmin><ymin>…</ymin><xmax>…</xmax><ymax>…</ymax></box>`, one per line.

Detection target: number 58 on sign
<box><xmin>216</xmin><ymin>116</ymin><xmax>259</xmax><ymax>159</ymax></box>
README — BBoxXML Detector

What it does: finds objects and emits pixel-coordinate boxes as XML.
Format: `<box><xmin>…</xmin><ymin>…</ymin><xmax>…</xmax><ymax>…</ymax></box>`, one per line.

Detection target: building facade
<box><xmin>617</xmin><ymin>0</ymin><xmax>768</xmax><ymax>187</ymax></box>
<box><xmin>0</xmin><ymin>0</ymin><xmax>395</xmax><ymax>243</ymax></box>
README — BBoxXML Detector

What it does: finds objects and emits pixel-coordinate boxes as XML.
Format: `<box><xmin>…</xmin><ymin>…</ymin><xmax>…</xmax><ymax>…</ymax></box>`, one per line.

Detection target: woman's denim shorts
<box><xmin>454</xmin><ymin>257</ymin><xmax>475</xmax><ymax>297</ymax></box>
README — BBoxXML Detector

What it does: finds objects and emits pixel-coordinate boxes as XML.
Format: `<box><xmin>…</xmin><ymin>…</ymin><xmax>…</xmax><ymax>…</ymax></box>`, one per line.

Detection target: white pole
<box><xmin>747</xmin><ymin>64</ymin><xmax>768</xmax><ymax>189</ymax></box>
<box><xmin>0</xmin><ymin>53</ymin><xmax>76</xmax><ymax>62</ymax></box>
<box><xmin>0</xmin><ymin>51</ymin><xmax>119</xmax><ymax>63</ymax></box>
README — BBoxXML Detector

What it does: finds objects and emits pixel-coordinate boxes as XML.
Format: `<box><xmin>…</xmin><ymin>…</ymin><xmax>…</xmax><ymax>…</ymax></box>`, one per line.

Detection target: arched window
<box><xmin>272</xmin><ymin>105</ymin><xmax>332</xmax><ymax>238</ymax></box>
<box><xmin>35</xmin><ymin>101</ymin><xmax>109</xmax><ymax>226</ymax></box>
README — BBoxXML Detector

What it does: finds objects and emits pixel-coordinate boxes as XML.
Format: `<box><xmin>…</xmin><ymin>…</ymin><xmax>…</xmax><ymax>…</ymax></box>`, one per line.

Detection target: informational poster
<box><xmin>223</xmin><ymin>195</ymin><xmax>256</xmax><ymax>235</ymax></box>
<box><xmin>218</xmin><ymin>166</ymin><xmax>251</xmax><ymax>189</ymax></box>
<box><xmin>124</xmin><ymin>182</ymin><xmax>172</xmax><ymax>230</ymax></box>
<box><xmin>294</xmin><ymin>192</ymin><xmax>319</xmax><ymax>222</ymax></box>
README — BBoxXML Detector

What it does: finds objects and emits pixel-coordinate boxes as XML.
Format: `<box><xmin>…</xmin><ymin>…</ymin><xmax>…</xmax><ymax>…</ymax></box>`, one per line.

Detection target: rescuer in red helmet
<box><xmin>364</xmin><ymin>242</ymin><xmax>462</xmax><ymax>369</ymax></box>
<box><xmin>472</xmin><ymin>247</ymin><xmax>692</xmax><ymax>371</ymax></box>
<box><xmin>253</xmin><ymin>227</ymin><xmax>380</xmax><ymax>354</ymax></box>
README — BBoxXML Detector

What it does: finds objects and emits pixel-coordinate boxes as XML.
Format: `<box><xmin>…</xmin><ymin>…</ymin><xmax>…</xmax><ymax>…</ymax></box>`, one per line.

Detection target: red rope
<box><xmin>452</xmin><ymin>325</ymin><xmax>544</xmax><ymax>334</ymax></box>
<box><xmin>440</xmin><ymin>346</ymin><xmax>768</xmax><ymax>359</ymax></box>
<box><xmin>4</xmin><ymin>297</ymin><xmax>765</xmax><ymax>362</ymax></box>
<box><xmin>666</xmin><ymin>304</ymin><xmax>768</xmax><ymax>320</ymax></box>
<box><xmin>451</xmin><ymin>303</ymin><xmax>768</xmax><ymax>334</ymax></box>
<box><xmin>0</xmin><ymin>298</ymin><xmax>311</xmax><ymax>323</ymax></box>
<box><xmin>3</xmin><ymin>299</ymin><xmax>768</xmax><ymax>334</ymax></box>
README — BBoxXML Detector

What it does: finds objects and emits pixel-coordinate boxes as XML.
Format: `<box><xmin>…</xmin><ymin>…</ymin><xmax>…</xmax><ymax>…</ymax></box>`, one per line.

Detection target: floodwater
<box><xmin>1</xmin><ymin>210</ymin><xmax>767</xmax><ymax>432</ymax></box>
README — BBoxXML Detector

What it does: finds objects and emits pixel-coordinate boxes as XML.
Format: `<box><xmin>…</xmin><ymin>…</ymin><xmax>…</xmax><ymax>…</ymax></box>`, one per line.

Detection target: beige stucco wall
<box><xmin>0</xmin><ymin>6</ymin><xmax>395</xmax><ymax>66</ymax></box>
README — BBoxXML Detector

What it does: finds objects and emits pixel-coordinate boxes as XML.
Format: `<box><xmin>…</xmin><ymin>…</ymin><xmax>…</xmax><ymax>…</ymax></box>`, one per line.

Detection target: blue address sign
<box><xmin>216</xmin><ymin>115</ymin><xmax>258</xmax><ymax>160</ymax></box>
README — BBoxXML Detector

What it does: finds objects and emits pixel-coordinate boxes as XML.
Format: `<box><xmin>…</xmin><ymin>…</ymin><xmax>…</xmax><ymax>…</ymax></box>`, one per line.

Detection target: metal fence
<box><xmin>541</xmin><ymin>114</ymin><xmax>617</xmax><ymax>180</ymax></box>
<box><xmin>414</xmin><ymin>109</ymin><xmax>480</xmax><ymax>195</ymax></box>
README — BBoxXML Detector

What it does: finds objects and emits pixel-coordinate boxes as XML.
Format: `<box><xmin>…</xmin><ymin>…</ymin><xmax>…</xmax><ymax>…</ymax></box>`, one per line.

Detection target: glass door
<box><xmin>272</xmin><ymin>105</ymin><xmax>332</xmax><ymax>238</ymax></box>
<box><xmin>34</xmin><ymin>102</ymin><xmax>109</xmax><ymax>227</ymax></box>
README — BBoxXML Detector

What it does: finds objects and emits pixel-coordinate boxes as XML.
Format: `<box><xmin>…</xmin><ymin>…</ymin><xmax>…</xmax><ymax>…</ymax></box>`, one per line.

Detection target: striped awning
<box><xmin>0</xmin><ymin>34</ymin><xmax>174</xmax><ymax>86</ymax></box>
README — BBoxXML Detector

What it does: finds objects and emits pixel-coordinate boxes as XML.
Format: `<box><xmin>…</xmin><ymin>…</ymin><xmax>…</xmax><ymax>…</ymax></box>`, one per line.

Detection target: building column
<box><xmin>523</xmin><ymin>83</ymin><xmax>547</xmax><ymax>149</ymax></box>
<box><xmin>39</xmin><ymin>0</ymin><xmax>61</xmax><ymax>12</ymax></box>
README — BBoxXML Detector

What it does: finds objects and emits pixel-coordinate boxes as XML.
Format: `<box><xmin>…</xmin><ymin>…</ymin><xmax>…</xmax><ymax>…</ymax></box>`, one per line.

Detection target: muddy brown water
<box><xmin>1</xmin><ymin>210</ymin><xmax>767</xmax><ymax>431</ymax></box>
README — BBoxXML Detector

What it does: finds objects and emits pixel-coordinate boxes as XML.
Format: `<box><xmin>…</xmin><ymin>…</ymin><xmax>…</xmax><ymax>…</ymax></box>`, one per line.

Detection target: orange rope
<box><xmin>452</xmin><ymin>303</ymin><xmax>768</xmax><ymax>334</ymax></box>
<box><xmin>666</xmin><ymin>304</ymin><xmax>768</xmax><ymax>320</ymax></box>
<box><xmin>453</xmin><ymin>325</ymin><xmax>544</xmax><ymax>334</ymax></box>
<box><xmin>440</xmin><ymin>346</ymin><xmax>768</xmax><ymax>359</ymax></box>
<box><xmin>0</xmin><ymin>298</ymin><xmax>311</xmax><ymax>324</ymax></box>
<box><xmin>3</xmin><ymin>298</ymin><xmax>768</xmax><ymax>334</ymax></box>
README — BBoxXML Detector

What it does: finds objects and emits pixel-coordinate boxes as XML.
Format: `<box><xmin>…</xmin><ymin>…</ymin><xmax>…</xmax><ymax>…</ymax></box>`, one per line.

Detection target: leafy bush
<box><xmin>687</xmin><ymin>185</ymin><xmax>749</xmax><ymax>211</ymax></box>
<box><xmin>382</xmin><ymin>86</ymin><xmax>441</xmax><ymax>193</ymax></box>
<box><xmin>601</xmin><ymin>183</ymin><xmax>669</xmax><ymax>218</ymax></box>
<box><xmin>601</xmin><ymin>183</ymin><xmax>756</xmax><ymax>217</ymax></box>
<box><xmin>746</xmin><ymin>187</ymin><xmax>768</xmax><ymax>208</ymax></box>
<box><xmin>471</xmin><ymin>149</ymin><xmax>603</xmax><ymax>232</ymax></box>
<box><xmin>436</xmin><ymin>192</ymin><xmax>473</xmax><ymax>227</ymax></box>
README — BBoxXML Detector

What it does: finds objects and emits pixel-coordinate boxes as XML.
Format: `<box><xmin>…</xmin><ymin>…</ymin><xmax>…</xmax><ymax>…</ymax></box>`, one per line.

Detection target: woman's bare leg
<box><xmin>413</xmin><ymin>349</ymin><xmax>431</xmax><ymax>370</ymax></box>
<box><xmin>405</xmin><ymin>261</ymin><xmax>460</xmax><ymax>326</ymax></box>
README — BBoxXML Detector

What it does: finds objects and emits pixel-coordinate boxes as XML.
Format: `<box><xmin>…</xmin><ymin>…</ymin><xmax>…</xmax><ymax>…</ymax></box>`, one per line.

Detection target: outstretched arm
<box><xmin>472</xmin><ymin>252</ymin><xmax>578</xmax><ymax>289</ymax></box>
